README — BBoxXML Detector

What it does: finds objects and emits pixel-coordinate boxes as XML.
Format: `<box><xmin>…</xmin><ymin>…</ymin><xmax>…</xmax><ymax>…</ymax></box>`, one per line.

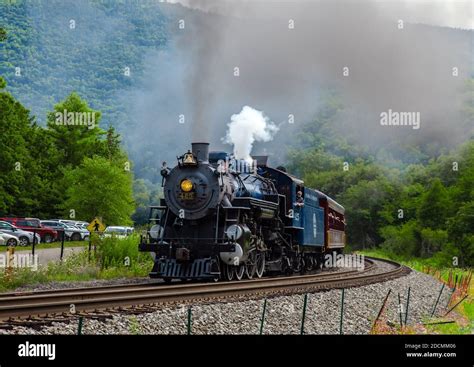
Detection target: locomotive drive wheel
<box><xmin>235</xmin><ymin>264</ymin><xmax>245</xmax><ymax>280</ymax></box>
<box><xmin>255</xmin><ymin>252</ymin><xmax>265</xmax><ymax>278</ymax></box>
<box><xmin>223</xmin><ymin>264</ymin><xmax>235</xmax><ymax>281</ymax></box>
<box><xmin>245</xmin><ymin>250</ymin><xmax>257</xmax><ymax>279</ymax></box>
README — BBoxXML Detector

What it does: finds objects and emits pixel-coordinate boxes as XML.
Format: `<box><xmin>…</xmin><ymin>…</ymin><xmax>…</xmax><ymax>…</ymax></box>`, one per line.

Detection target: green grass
<box><xmin>358</xmin><ymin>248</ymin><xmax>473</xmax><ymax>335</ymax></box>
<box><xmin>425</xmin><ymin>322</ymin><xmax>472</xmax><ymax>334</ymax></box>
<box><xmin>0</xmin><ymin>240</ymin><xmax>88</xmax><ymax>252</ymax></box>
<box><xmin>0</xmin><ymin>235</ymin><xmax>153</xmax><ymax>292</ymax></box>
<box><xmin>357</xmin><ymin>248</ymin><xmax>470</xmax><ymax>285</ymax></box>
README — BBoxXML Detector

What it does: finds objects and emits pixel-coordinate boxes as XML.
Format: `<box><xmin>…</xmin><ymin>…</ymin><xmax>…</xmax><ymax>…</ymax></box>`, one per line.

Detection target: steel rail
<box><xmin>0</xmin><ymin>257</ymin><xmax>408</xmax><ymax>320</ymax></box>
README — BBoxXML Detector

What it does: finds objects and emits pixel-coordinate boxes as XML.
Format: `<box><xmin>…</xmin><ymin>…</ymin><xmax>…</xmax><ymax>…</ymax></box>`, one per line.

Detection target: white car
<box><xmin>0</xmin><ymin>231</ymin><xmax>19</xmax><ymax>246</ymax></box>
<box><xmin>103</xmin><ymin>226</ymin><xmax>132</xmax><ymax>239</ymax></box>
<box><xmin>67</xmin><ymin>224</ymin><xmax>90</xmax><ymax>240</ymax></box>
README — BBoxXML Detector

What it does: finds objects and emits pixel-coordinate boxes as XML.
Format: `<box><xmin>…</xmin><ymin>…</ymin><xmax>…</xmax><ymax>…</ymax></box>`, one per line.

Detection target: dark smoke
<box><xmin>124</xmin><ymin>0</ymin><xmax>472</xmax><ymax>174</ymax></box>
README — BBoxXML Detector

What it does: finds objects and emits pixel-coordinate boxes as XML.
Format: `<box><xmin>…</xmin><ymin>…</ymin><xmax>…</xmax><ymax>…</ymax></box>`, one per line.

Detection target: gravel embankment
<box><xmin>1</xmin><ymin>269</ymin><xmax>450</xmax><ymax>335</ymax></box>
<box><xmin>6</xmin><ymin>277</ymin><xmax>158</xmax><ymax>293</ymax></box>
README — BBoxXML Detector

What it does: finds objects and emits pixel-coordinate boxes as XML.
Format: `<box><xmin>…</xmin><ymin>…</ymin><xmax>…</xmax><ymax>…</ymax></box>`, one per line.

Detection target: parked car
<box><xmin>0</xmin><ymin>231</ymin><xmax>19</xmax><ymax>246</ymax></box>
<box><xmin>0</xmin><ymin>221</ymin><xmax>41</xmax><ymax>246</ymax></box>
<box><xmin>69</xmin><ymin>224</ymin><xmax>90</xmax><ymax>240</ymax></box>
<box><xmin>59</xmin><ymin>219</ymin><xmax>90</xmax><ymax>240</ymax></box>
<box><xmin>41</xmin><ymin>221</ymin><xmax>82</xmax><ymax>241</ymax></box>
<box><xmin>46</xmin><ymin>220</ymin><xmax>90</xmax><ymax>241</ymax></box>
<box><xmin>0</xmin><ymin>217</ymin><xmax>58</xmax><ymax>243</ymax></box>
<box><xmin>73</xmin><ymin>221</ymin><xmax>89</xmax><ymax>228</ymax></box>
<box><xmin>103</xmin><ymin>226</ymin><xmax>132</xmax><ymax>239</ymax></box>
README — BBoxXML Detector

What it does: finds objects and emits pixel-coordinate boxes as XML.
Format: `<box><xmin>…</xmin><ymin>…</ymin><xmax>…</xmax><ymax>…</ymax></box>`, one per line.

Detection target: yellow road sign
<box><xmin>87</xmin><ymin>217</ymin><xmax>106</xmax><ymax>232</ymax></box>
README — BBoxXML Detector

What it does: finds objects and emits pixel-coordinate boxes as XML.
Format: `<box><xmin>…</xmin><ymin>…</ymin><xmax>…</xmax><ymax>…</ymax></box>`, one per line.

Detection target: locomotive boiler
<box><xmin>139</xmin><ymin>142</ymin><xmax>346</xmax><ymax>281</ymax></box>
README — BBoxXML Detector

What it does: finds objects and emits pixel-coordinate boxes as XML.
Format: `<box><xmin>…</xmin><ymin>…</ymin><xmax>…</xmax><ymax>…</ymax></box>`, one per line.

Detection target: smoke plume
<box><xmin>122</xmin><ymin>0</ymin><xmax>472</xmax><ymax>175</ymax></box>
<box><xmin>223</xmin><ymin>106</ymin><xmax>279</xmax><ymax>161</ymax></box>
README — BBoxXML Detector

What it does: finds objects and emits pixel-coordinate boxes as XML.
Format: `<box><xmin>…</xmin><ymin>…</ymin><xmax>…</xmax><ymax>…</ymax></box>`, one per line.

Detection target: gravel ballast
<box><xmin>1</xmin><ymin>269</ymin><xmax>451</xmax><ymax>335</ymax></box>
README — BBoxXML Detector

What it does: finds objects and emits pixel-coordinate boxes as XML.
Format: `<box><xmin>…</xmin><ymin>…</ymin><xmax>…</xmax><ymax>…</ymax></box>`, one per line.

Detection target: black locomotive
<box><xmin>139</xmin><ymin>142</ymin><xmax>346</xmax><ymax>281</ymax></box>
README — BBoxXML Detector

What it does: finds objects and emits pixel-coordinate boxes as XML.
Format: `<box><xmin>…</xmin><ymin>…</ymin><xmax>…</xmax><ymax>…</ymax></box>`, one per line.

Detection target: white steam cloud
<box><xmin>223</xmin><ymin>106</ymin><xmax>279</xmax><ymax>162</ymax></box>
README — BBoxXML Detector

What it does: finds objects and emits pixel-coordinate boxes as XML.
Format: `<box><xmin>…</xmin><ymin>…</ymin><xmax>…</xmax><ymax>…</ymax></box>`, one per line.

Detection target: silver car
<box><xmin>0</xmin><ymin>221</ymin><xmax>41</xmax><ymax>246</ymax></box>
<box><xmin>0</xmin><ymin>231</ymin><xmax>19</xmax><ymax>246</ymax></box>
<box><xmin>66</xmin><ymin>224</ymin><xmax>90</xmax><ymax>240</ymax></box>
<box><xmin>41</xmin><ymin>220</ymin><xmax>89</xmax><ymax>241</ymax></box>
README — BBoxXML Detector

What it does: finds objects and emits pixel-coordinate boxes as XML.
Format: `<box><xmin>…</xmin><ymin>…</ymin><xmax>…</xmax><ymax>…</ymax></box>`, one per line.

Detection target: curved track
<box><xmin>0</xmin><ymin>257</ymin><xmax>410</xmax><ymax>325</ymax></box>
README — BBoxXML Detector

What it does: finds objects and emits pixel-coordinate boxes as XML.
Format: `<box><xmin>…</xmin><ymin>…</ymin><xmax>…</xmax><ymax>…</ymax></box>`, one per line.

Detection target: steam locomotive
<box><xmin>139</xmin><ymin>142</ymin><xmax>346</xmax><ymax>281</ymax></box>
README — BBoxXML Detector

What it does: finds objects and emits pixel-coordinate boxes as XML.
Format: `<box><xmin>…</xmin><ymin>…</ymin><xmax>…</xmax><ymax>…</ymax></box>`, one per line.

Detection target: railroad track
<box><xmin>0</xmin><ymin>257</ymin><xmax>410</xmax><ymax>327</ymax></box>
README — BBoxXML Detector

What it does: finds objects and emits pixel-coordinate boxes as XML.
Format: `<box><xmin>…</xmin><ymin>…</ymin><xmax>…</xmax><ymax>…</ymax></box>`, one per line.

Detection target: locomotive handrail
<box><xmin>221</xmin><ymin>206</ymin><xmax>251</xmax><ymax>211</ymax></box>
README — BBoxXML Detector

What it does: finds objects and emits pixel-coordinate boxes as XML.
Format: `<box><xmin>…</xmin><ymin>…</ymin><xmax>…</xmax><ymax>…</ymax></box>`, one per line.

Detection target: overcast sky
<box><xmin>168</xmin><ymin>0</ymin><xmax>473</xmax><ymax>30</ymax></box>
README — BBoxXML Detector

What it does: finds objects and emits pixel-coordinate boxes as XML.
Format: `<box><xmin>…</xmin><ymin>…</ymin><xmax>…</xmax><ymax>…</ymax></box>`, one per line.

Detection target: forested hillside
<box><xmin>0</xmin><ymin>0</ymin><xmax>171</xmax><ymax>128</ymax></box>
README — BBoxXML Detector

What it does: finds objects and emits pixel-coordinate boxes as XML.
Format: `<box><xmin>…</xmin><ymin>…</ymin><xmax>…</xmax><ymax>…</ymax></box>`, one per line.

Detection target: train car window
<box><xmin>295</xmin><ymin>186</ymin><xmax>304</xmax><ymax>209</ymax></box>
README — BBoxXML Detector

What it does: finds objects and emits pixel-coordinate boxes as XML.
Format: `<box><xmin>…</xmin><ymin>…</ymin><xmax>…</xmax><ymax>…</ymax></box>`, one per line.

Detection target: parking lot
<box><xmin>0</xmin><ymin>217</ymin><xmax>134</xmax><ymax>249</ymax></box>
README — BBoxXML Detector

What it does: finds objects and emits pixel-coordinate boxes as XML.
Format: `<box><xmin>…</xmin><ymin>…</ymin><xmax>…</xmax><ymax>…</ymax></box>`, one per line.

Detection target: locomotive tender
<box><xmin>138</xmin><ymin>142</ymin><xmax>346</xmax><ymax>281</ymax></box>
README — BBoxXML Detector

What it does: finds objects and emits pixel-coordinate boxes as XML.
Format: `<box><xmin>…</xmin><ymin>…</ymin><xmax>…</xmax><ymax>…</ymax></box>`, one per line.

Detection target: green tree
<box><xmin>380</xmin><ymin>221</ymin><xmax>419</xmax><ymax>257</ymax></box>
<box><xmin>103</xmin><ymin>126</ymin><xmax>127</xmax><ymax>163</ymax></box>
<box><xmin>62</xmin><ymin>156</ymin><xmax>134</xmax><ymax>225</ymax></box>
<box><xmin>0</xmin><ymin>76</ymin><xmax>35</xmax><ymax>214</ymax></box>
<box><xmin>339</xmin><ymin>179</ymin><xmax>394</xmax><ymax>248</ymax></box>
<box><xmin>419</xmin><ymin>228</ymin><xmax>448</xmax><ymax>258</ymax></box>
<box><xmin>0</xmin><ymin>27</ymin><xmax>6</xmax><ymax>42</ymax></box>
<box><xmin>46</xmin><ymin>92</ymin><xmax>105</xmax><ymax>168</ymax></box>
<box><xmin>417</xmin><ymin>179</ymin><xmax>450</xmax><ymax>229</ymax></box>
<box><xmin>447</xmin><ymin>201</ymin><xmax>474</xmax><ymax>267</ymax></box>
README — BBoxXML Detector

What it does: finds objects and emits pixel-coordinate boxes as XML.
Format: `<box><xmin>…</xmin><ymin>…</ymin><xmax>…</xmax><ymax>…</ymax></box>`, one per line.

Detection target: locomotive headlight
<box><xmin>180</xmin><ymin>179</ymin><xmax>193</xmax><ymax>192</ymax></box>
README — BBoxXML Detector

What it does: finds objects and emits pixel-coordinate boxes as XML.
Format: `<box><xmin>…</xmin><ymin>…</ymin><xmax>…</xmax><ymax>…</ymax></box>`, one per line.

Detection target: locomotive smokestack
<box><xmin>192</xmin><ymin>142</ymin><xmax>209</xmax><ymax>163</ymax></box>
<box><xmin>251</xmin><ymin>155</ymin><xmax>268</xmax><ymax>167</ymax></box>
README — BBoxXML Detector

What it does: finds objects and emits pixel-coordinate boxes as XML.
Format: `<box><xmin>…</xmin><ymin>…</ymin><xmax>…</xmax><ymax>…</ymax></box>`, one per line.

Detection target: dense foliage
<box><xmin>0</xmin><ymin>76</ymin><xmax>134</xmax><ymax>224</ymax></box>
<box><xmin>287</xmin><ymin>97</ymin><xmax>474</xmax><ymax>266</ymax></box>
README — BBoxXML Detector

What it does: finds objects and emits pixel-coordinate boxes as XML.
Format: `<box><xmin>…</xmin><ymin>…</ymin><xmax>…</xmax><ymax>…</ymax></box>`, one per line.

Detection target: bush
<box><xmin>0</xmin><ymin>234</ymin><xmax>153</xmax><ymax>292</ymax></box>
<box><xmin>94</xmin><ymin>234</ymin><xmax>152</xmax><ymax>270</ymax></box>
<box><xmin>419</xmin><ymin>228</ymin><xmax>448</xmax><ymax>258</ymax></box>
<box><xmin>380</xmin><ymin>220</ymin><xmax>419</xmax><ymax>258</ymax></box>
